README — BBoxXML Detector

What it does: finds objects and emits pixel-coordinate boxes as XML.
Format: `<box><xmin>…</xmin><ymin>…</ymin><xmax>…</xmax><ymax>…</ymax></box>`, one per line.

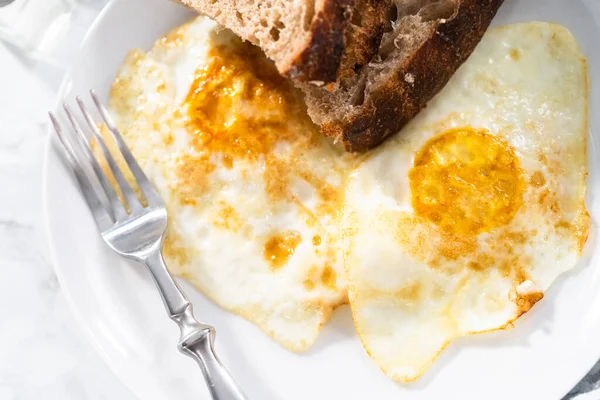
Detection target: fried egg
<box><xmin>341</xmin><ymin>23</ymin><xmax>590</xmax><ymax>381</ymax></box>
<box><xmin>107</xmin><ymin>16</ymin><xmax>354</xmax><ymax>351</ymax></box>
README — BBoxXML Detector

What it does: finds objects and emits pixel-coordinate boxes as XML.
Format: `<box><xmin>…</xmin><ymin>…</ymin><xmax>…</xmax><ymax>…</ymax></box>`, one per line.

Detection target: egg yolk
<box><xmin>409</xmin><ymin>128</ymin><xmax>524</xmax><ymax>235</ymax></box>
<box><xmin>184</xmin><ymin>42</ymin><xmax>305</xmax><ymax>162</ymax></box>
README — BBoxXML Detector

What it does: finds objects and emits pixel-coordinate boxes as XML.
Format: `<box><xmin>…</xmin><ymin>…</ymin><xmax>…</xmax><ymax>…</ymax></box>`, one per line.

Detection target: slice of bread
<box><xmin>301</xmin><ymin>0</ymin><xmax>504</xmax><ymax>151</ymax></box>
<box><xmin>178</xmin><ymin>0</ymin><xmax>503</xmax><ymax>151</ymax></box>
<box><xmin>177</xmin><ymin>0</ymin><xmax>390</xmax><ymax>83</ymax></box>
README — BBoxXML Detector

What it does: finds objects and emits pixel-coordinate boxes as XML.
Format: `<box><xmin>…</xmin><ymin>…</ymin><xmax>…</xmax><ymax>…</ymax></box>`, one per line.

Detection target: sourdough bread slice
<box><xmin>177</xmin><ymin>0</ymin><xmax>389</xmax><ymax>83</ymax></box>
<box><xmin>301</xmin><ymin>0</ymin><xmax>504</xmax><ymax>151</ymax></box>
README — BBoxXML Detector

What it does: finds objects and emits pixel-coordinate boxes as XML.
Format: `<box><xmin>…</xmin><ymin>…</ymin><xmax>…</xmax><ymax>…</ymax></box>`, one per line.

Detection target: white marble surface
<box><xmin>0</xmin><ymin>3</ymin><xmax>599</xmax><ymax>400</ymax></box>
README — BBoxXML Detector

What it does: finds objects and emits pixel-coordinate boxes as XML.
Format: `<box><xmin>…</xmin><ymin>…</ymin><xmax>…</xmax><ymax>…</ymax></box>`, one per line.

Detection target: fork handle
<box><xmin>175</xmin><ymin>312</ymin><xmax>248</xmax><ymax>400</ymax></box>
<box><xmin>145</xmin><ymin>248</ymin><xmax>190</xmax><ymax>316</ymax></box>
<box><xmin>144</xmin><ymin>247</ymin><xmax>247</xmax><ymax>400</ymax></box>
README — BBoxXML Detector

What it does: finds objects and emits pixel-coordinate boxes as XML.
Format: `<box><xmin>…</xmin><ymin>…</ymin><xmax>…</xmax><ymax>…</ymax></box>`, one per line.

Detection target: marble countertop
<box><xmin>0</xmin><ymin>3</ymin><xmax>599</xmax><ymax>400</ymax></box>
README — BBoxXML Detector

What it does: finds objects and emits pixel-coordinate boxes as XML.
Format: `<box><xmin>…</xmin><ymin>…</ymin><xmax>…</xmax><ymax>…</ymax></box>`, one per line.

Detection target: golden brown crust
<box><xmin>176</xmin><ymin>0</ymin><xmax>389</xmax><ymax>84</ymax></box>
<box><xmin>322</xmin><ymin>0</ymin><xmax>505</xmax><ymax>152</ymax></box>
<box><xmin>284</xmin><ymin>0</ymin><xmax>390</xmax><ymax>83</ymax></box>
<box><xmin>337</xmin><ymin>0</ymin><xmax>392</xmax><ymax>80</ymax></box>
<box><xmin>283</xmin><ymin>0</ymin><xmax>351</xmax><ymax>82</ymax></box>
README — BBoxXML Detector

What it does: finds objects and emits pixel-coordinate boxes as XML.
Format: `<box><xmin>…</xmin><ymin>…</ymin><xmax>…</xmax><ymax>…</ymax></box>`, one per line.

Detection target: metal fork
<box><xmin>49</xmin><ymin>90</ymin><xmax>247</xmax><ymax>400</ymax></box>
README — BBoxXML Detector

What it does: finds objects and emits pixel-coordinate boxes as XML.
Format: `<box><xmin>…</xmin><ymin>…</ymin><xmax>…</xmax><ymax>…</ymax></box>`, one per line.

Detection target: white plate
<box><xmin>43</xmin><ymin>0</ymin><xmax>600</xmax><ymax>399</ymax></box>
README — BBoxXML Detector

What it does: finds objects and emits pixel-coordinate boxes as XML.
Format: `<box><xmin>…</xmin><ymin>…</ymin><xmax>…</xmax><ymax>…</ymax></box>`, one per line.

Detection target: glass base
<box><xmin>0</xmin><ymin>0</ymin><xmax>106</xmax><ymax>66</ymax></box>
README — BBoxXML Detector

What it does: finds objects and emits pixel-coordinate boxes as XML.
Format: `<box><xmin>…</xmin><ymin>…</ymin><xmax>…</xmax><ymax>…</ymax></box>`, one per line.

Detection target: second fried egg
<box><xmin>342</xmin><ymin>22</ymin><xmax>590</xmax><ymax>381</ymax></box>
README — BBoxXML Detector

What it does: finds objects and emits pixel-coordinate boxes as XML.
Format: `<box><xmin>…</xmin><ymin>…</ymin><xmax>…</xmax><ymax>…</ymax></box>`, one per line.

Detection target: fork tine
<box><xmin>63</xmin><ymin>103</ymin><xmax>126</xmax><ymax>221</ymax></box>
<box><xmin>50</xmin><ymin>112</ymin><xmax>114</xmax><ymax>230</ymax></box>
<box><xmin>76</xmin><ymin>96</ymin><xmax>142</xmax><ymax>212</ymax></box>
<box><xmin>90</xmin><ymin>90</ymin><xmax>161</xmax><ymax>206</ymax></box>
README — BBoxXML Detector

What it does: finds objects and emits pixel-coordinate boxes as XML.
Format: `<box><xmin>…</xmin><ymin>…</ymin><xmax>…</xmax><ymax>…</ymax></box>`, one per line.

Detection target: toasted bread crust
<box><xmin>337</xmin><ymin>0</ymin><xmax>392</xmax><ymax>79</ymax></box>
<box><xmin>283</xmin><ymin>0</ymin><xmax>350</xmax><ymax>82</ymax></box>
<box><xmin>284</xmin><ymin>0</ymin><xmax>389</xmax><ymax>83</ymax></box>
<box><xmin>177</xmin><ymin>0</ymin><xmax>386</xmax><ymax>83</ymax></box>
<box><xmin>321</xmin><ymin>0</ymin><xmax>504</xmax><ymax>152</ymax></box>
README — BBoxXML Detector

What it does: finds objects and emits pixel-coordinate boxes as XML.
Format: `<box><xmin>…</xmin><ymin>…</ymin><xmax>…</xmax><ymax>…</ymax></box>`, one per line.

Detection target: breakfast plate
<box><xmin>43</xmin><ymin>0</ymin><xmax>600</xmax><ymax>399</ymax></box>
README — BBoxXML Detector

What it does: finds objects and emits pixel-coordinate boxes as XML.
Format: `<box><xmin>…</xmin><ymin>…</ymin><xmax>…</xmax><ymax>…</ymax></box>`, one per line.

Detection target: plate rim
<box><xmin>42</xmin><ymin>1</ymin><xmax>140</xmax><ymax>398</ymax></box>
